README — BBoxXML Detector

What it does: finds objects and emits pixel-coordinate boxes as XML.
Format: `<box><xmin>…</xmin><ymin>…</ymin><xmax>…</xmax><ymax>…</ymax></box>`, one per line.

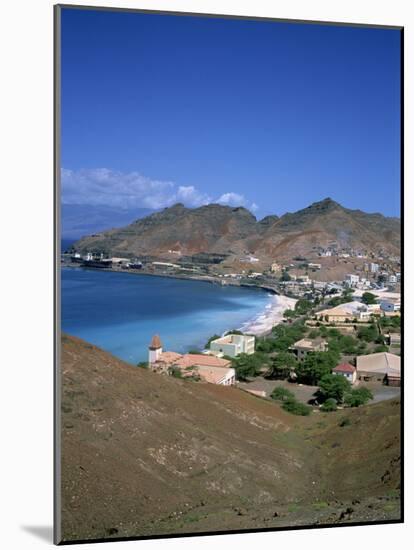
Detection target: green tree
<box><xmin>255</xmin><ymin>337</ymin><xmax>275</xmax><ymax>353</ymax></box>
<box><xmin>233</xmin><ymin>352</ymin><xmax>265</xmax><ymax>380</ymax></box>
<box><xmin>326</xmin><ymin>331</ymin><xmax>359</xmax><ymax>355</ymax></box>
<box><xmin>137</xmin><ymin>361</ymin><xmax>148</xmax><ymax>369</ymax></box>
<box><xmin>344</xmin><ymin>387</ymin><xmax>373</xmax><ymax>407</ymax></box>
<box><xmin>283</xmin><ymin>309</ymin><xmax>296</xmax><ymax>319</ymax></box>
<box><xmin>294</xmin><ymin>298</ymin><xmax>313</xmax><ymax>316</ymax></box>
<box><xmin>266</xmin><ymin>352</ymin><xmax>297</xmax><ymax>379</ymax></box>
<box><xmin>296</xmin><ymin>351</ymin><xmax>339</xmax><ymax>385</ymax></box>
<box><xmin>270</xmin><ymin>386</ymin><xmax>295</xmax><ymax>402</ymax></box>
<box><xmin>339</xmin><ymin>335</ymin><xmax>359</xmax><ymax>354</ymax></box>
<box><xmin>318</xmin><ymin>373</ymin><xmax>351</xmax><ymax>403</ymax></box>
<box><xmin>361</xmin><ymin>292</ymin><xmax>378</xmax><ymax>305</ymax></box>
<box><xmin>357</xmin><ymin>324</ymin><xmax>378</xmax><ymax>343</ymax></box>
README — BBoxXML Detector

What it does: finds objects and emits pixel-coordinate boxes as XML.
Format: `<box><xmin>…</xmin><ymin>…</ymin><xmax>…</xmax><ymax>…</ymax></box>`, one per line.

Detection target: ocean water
<box><xmin>61</xmin><ymin>268</ymin><xmax>272</xmax><ymax>364</ymax></box>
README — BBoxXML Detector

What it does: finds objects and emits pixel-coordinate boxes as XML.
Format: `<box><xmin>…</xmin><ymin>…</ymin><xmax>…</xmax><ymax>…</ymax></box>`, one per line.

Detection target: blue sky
<box><xmin>61</xmin><ymin>8</ymin><xmax>401</xmax><ymax>219</ymax></box>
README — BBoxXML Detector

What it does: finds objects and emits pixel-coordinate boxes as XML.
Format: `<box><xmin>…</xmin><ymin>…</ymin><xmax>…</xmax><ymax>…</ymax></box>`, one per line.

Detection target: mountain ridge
<box><xmin>70</xmin><ymin>198</ymin><xmax>400</xmax><ymax>263</ymax></box>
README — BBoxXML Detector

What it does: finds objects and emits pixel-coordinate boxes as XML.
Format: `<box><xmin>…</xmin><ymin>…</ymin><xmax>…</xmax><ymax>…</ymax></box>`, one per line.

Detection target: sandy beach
<box><xmin>239</xmin><ymin>294</ymin><xmax>297</xmax><ymax>336</ymax></box>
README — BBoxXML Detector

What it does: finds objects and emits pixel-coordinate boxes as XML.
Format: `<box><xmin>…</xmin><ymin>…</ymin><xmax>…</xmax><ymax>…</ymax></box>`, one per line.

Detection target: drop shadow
<box><xmin>21</xmin><ymin>525</ymin><xmax>54</xmax><ymax>543</ymax></box>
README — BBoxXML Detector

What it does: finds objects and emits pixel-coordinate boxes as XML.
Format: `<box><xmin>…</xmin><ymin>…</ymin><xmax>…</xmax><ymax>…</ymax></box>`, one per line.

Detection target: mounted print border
<box><xmin>54</xmin><ymin>4</ymin><xmax>404</xmax><ymax>545</ymax></box>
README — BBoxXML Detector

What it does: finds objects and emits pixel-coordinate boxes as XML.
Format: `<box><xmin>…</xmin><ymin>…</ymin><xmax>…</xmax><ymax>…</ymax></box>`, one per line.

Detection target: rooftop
<box><xmin>317</xmin><ymin>306</ymin><xmax>353</xmax><ymax>317</ymax></box>
<box><xmin>195</xmin><ymin>365</ymin><xmax>234</xmax><ymax>384</ymax></box>
<box><xmin>356</xmin><ymin>352</ymin><xmax>400</xmax><ymax>376</ymax></box>
<box><xmin>211</xmin><ymin>334</ymin><xmax>253</xmax><ymax>345</ymax></box>
<box><xmin>292</xmin><ymin>337</ymin><xmax>326</xmax><ymax>350</ymax></box>
<box><xmin>176</xmin><ymin>353</ymin><xmax>232</xmax><ymax>369</ymax></box>
<box><xmin>333</xmin><ymin>363</ymin><xmax>356</xmax><ymax>374</ymax></box>
<box><xmin>157</xmin><ymin>351</ymin><xmax>183</xmax><ymax>365</ymax></box>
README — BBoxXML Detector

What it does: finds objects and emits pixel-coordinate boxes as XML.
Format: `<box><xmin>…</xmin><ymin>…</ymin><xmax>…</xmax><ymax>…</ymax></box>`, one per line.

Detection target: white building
<box><xmin>345</xmin><ymin>274</ymin><xmax>359</xmax><ymax>287</ymax></box>
<box><xmin>209</xmin><ymin>334</ymin><xmax>255</xmax><ymax>358</ymax></box>
<box><xmin>388</xmin><ymin>275</ymin><xmax>397</xmax><ymax>284</ymax></box>
<box><xmin>332</xmin><ymin>363</ymin><xmax>357</xmax><ymax>384</ymax></box>
<box><xmin>370</xmin><ymin>263</ymin><xmax>380</xmax><ymax>273</ymax></box>
<box><xmin>270</xmin><ymin>262</ymin><xmax>282</xmax><ymax>273</ymax></box>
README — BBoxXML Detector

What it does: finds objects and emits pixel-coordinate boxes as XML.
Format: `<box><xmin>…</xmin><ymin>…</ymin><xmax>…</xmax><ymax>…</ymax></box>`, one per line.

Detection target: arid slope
<box><xmin>60</xmin><ymin>335</ymin><xmax>401</xmax><ymax>542</ymax></box>
<box><xmin>71</xmin><ymin>198</ymin><xmax>400</xmax><ymax>262</ymax></box>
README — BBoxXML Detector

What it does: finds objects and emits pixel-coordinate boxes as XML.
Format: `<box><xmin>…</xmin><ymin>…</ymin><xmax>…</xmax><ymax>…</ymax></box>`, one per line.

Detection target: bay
<box><xmin>61</xmin><ymin>267</ymin><xmax>272</xmax><ymax>364</ymax></box>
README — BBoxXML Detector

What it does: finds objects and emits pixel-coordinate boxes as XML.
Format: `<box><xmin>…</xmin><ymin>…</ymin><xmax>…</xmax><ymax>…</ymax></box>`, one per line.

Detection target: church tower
<box><xmin>148</xmin><ymin>334</ymin><xmax>163</xmax><ymax>364</ymax></box>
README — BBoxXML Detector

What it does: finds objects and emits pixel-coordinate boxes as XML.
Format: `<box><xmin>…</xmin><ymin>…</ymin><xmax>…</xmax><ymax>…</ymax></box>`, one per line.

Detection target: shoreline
<box><xmin>61</xmin><ymin>263</ymin><xmax>296</xmax><ymax>338</ymax></box>
<box><xmin>239</xmin><ymin>293</ymin><xmax>297</xmax><ymax>336</ymax></box>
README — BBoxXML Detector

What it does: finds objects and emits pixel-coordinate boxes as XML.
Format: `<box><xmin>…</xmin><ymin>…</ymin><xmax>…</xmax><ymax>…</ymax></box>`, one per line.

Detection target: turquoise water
<box><xmin>61</xmin><ymin>268</ymin><xmax>271</xmax><ymax>364</ymax></box>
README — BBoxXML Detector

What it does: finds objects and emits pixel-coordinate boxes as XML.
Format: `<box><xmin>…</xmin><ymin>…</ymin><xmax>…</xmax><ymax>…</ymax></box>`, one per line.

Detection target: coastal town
<box><xmin>140</xmin><ymin>276</ymin><xmax>400</xmax><ymax>414</ymax></box>
<box><xmin>62</xmin><ymin>240</ymin><xmax>400</xmax><ymax>416</ymax></box>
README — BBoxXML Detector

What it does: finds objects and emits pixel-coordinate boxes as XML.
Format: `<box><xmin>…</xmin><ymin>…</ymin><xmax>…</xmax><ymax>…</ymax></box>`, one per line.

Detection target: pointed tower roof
<box><xmin>149</xmin><ymin>334</ymin><xmax>162</xmax><ymax>350</ymax></box>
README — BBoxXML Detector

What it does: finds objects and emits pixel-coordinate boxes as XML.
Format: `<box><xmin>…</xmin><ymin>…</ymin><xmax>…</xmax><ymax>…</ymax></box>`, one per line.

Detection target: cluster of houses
<box><xmin>147</xmin><ymin>333</ymin><xmax>256</xmax><ymax>386</ymax></box>
<box><xmin>332</xmin><ymin>353</ymin><xmax>401</xmax><ymax>387</ymax></box>
<box><xmin>147</xmin><ymin>327</ymin><xmax>401</xmax><ymax>389</ymax></box>
<box><xmin>314</xmin><ymin>295</ymin><xmax>401</xmax><ymax>325</ymax></box>
<box><xmin>289</xmin><ymin>337</ymin><xmax>401</xmax><ymax>387</ymax></box>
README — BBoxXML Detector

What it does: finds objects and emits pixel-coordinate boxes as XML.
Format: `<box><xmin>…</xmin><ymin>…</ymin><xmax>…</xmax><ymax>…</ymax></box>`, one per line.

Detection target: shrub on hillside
<box><xmin>169</xmin><ymin>366</ymin><xmax>183</xmax><ymax>378</ymax></box>
<box><xmin>338</xmin><ymin>417</ymin><xmax>351</xmax><ymax>427</ymax></box>
<box><xmin>271</xmin><ymin>386</ymin><xmax>295</xmax><ymax>402</ymax></box>
<box><xmin>282</xmin><ymin>398</ymin><xmax>312</xmax><ymax>416</ymax></box>
<box><xmin>344</xmin><ymin>387</ymin><xmax>373</xmax><ymax>407</ymax></box>
<box><xmin>320</xmin><ymin>398</ymin><xmax>338</xmax><ymax>412</ymax></box>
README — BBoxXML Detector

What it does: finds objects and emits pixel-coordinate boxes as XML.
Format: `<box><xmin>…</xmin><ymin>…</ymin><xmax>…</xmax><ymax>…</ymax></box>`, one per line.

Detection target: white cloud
<box><xmin>176</xmin><ymin>185</ymin><xmax>210</xmax><ymax>206</ymax></box>
<box><xmin>61</xmin><ymin>168</ymin><xmax>258</xmax><ymax>212</ymax></box>
<box><xmin>217</xmin><ymin>192</ymin><xmax>258</xmax><ymax>212</ymax></box>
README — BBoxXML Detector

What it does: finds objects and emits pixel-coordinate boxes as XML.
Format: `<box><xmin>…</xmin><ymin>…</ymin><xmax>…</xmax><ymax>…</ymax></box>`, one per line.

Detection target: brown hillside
<box><xmin>60</xmin><ymin>334</ymin><xmax>401</xmax><ymax>542</ymax></box>
<box><xmin>71</xmin><ymin>198</ymin><xmax>400</xmax><ymax>263</ymax></box>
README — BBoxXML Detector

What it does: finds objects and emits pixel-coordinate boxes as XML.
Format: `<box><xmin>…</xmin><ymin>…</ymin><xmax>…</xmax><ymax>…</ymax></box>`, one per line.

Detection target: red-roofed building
<box><xmin>175</xmin><ymin>354</ymin><xmax>231</xmax><ymax>369</ymax></box>
<box><xmin>148</xmin><ymin>336</ymin><xmax>235</xmax><ymax>385</ymax></box>
<box><xmin>332</xmin><ymin>363</ymin><xmax>357</xmax><ymax>384</ymax></box>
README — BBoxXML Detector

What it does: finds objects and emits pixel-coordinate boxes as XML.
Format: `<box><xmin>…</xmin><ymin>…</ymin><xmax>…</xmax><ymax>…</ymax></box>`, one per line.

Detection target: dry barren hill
<box><xmin>71</xmin><ymin>198</ymin><xmax>400</xmax><ymax>263</ymax></box>
<box><xmin>60</xmin><ymin>335</ymin><xmax>401</xmax><ymax>542</ymax></box>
